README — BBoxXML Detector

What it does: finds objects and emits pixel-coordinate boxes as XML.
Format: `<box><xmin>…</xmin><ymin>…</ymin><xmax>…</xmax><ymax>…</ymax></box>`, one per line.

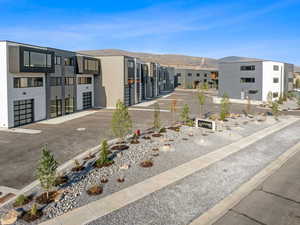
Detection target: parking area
<box><xmin>0</xmin><ymin>89</ymin><xmax>290</xmax><ymax>189</ymax></box>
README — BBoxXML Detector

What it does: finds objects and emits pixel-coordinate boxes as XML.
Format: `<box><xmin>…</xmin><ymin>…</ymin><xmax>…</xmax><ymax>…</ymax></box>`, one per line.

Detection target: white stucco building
<box><xmin>218</xmin><ymin>59</ymin><xmax>294</xmax><ymax>102</ymax></box>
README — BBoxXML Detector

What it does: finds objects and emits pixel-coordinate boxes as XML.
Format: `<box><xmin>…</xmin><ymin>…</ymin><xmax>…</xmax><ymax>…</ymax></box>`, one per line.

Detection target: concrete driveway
<box><xmin>0</xmin><ymin>89</ymin><xmax>290</xmax><ymax>189</ymax></box>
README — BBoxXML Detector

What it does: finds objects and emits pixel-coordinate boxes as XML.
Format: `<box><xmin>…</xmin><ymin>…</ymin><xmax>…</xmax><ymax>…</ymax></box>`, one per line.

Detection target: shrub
<box><xmin>153</xmin><ymin>102</ymin><xmax>161</xmax><ymax>132</ymax></box>
<box><xmin>96</xmin><ymin>140</ymin><xmax>112</xmax><ymax>167</ymax></box>
<box><xmin>30</xmin><ymin>204</ymin><xmax>38</xmax><ymax>216</ymax></box>
<box><xmin>14</xmin><ymin>194</ymin><xmax>27</xmax><ymax>206</ymax></box>
<box><xmin>111</xmin><ymin>100</ymin><xmax>132</xmax><ymax>141</ymax></box>
<box><xmin>37</xmin><ymin>145</ymin><xmax>58</xmax><ymax>199</ymax></box>
<box><xmin>277</xmin><ymin>94</ymin><xmax>284</xmax><ymax>104</ymax></box>
<box><xmin>220</xmin><ymin>94</ymin><xmax>230</xmax><ymax>121</ymax></box>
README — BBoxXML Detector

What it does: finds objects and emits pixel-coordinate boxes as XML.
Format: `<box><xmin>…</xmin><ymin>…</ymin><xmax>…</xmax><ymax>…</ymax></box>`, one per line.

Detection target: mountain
<box><xmin>78</xmin><ymin>49</ymin><xmax>299</xmax><ymax>71</ymax></box>
<box><xmin>78</xmin><ymin>49</ymin><xmax>218</xmax><ymax>70</ymax></box>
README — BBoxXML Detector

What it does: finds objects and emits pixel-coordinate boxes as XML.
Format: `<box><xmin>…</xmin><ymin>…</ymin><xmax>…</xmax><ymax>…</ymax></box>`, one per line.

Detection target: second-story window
<box><xmin>241</xmin><ymin>65</ymin><xmax>255</xmax><ymax>71</ymax></box>
<box><xmin>188</xmin><ymin>73</ymin><xmax>192</xmax><ymax>77</ymax></box>
<box><xmin>240</xmin><ymin>77</ymin><xmax>255</xmax><ymax>83</ymax></box>
<box><xmin>23</xmin><ymin>50</ymin><xmax>52</xmax><ymax>68</ymax></box>
<box><xmin>14</xmin><ymin>77</ymin><xmax>43</xmax><ymax>88</ymax></box>
<box><xmin>64</xmin><ymin>77</ymin><xmax>75</xmax><ymax>85</ymax></box>
<box><xmin>78</xmin><ymin>77</ymin><xmax>92</xmax><ymax>84</ymax></box>
<box><xmin>55</xmin><ymin>56</ymin><xmax>61</xmax><ymax>65</ymax></box>
<box><xmin>64</xmin><ymin>57</ymin><xmax>74</xmax><ymax>66</ymax></box>
<box><xmin>50</xmin><ymin>77</ymin><xmax>62</xmax><ymax>86</ymax></box>
<box><xmin>84</xmin><ymin>59</ymin><xmax>98</xmax><ymax>72</ymax></box>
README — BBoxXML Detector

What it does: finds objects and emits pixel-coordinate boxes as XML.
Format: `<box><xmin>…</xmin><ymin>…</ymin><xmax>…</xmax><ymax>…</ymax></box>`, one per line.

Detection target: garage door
<box><xmin>82</xmin><ymin>92</ymin><xmax>92</xmax><ymax>109</ymax></box>
<box><xmin>14</xmin><ymin>99</ymin><xmax>34</xmax><ymax>127</ymax></box>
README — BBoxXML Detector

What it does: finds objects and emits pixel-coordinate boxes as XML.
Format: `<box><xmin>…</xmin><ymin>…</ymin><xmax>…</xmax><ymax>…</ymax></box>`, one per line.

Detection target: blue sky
<box><xmin>1</xmin><ymin>0</ymin><xmax>300</xmax><ymax>64</ymax></box>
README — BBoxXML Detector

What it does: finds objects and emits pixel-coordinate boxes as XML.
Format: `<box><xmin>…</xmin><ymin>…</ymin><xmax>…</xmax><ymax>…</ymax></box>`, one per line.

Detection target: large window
<box><xmin>64</xmin><ymin>77</ymin><xmax>75</xmax><ymax>85</ymax></box>
<box><xmin>50</xmin><ymin>98</ymin><xmax>62</xmax><ymax>118</ymax></box>
<box><xmin>240</xmin><ymin>77</ymin><xmax>255</xmax><ymax>83</ymax></box>
<box><xmin>78</xmin><ymin>77</ymin><xmax>92</xmax><ymax>84</ymax></box>
<box><xmin>241</xmin><ymin>65</ymin><xmax>255</xmax><ymax>71</ymax></box>
<box><xmin>50</xmin><ymin>77</ymin><xmax>62</xmax><ymax>86</ymax></box>
<box><xmin>14</xmin><ymin>77</ymin><xmax>43</xmax><ymax>88</ymax></box>
<box><xmin>64</xmin><ymin>57</ymin><xmax>74</xmax><ymax>66</ymax></box>
<box><xmin>23</xmin><ymin>51</ymin><xmax>52</xmax><ymax>68</ymax></box>
<box><xmin>84</xmin><ymin>59</ymin><xmax>99</xmax><ymax>72</ymax></box>
<box><xmin>65</xmin><ymin>97</ymin><xmax>75</xmax><ymax>114</ymax></box>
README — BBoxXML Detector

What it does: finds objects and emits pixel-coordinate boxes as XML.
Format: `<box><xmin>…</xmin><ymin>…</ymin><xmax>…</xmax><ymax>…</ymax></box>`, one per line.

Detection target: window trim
<box><xmin>240</xmin><ymin>65</ymin><xmax>256</xmax><ymax>71</ymax></box>
<box><xmin>240</xmin><ymin>77</ymin><xmax>255</xmax><ymax>83</ymax></box>
<box><xmin>14</xmin><ymin>77</ymin><xmax>43</xmax><ymax>88</ymax></box>
<box><xmin>19</xmin><ymin>46</ymin><xmax>54</xmax><ymax>73</ymax></box>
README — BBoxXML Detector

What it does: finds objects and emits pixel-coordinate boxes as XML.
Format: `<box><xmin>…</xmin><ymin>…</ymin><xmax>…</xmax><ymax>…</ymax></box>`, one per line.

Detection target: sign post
<box><xmin>195</xmin><ymin>118</ymin><xmax>216</xmax><ymax>131</ymax></box>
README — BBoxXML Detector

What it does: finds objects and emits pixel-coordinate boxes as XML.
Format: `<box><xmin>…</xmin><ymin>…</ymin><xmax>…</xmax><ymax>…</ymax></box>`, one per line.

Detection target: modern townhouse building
<box><xmin>134</xmin><ymin>58</ymin><xmax>143</xmax><ymax>104</ymax></box>
<box><xmin>141</xmin><ymin>62</ymin><xmax>150</xmax><ymax>100</ymax></box>
<box><xmin>95</xmin><ymin>55</ymin><xmax>137</xmax><ymax>108</ymax></box>
<box><xmin>174</xmin><ymin>68</ymin><xmax>218</xmax><ymax>89</ymax></box>
<box><xmin>218</xmin><ymin>59</ymin><xmax>294</xmax><ymax>101</ymax></box>
<box><xmin>0</xmin><ymin>40</ymin><xmax>100</xmax><ymax>128</ymax></box>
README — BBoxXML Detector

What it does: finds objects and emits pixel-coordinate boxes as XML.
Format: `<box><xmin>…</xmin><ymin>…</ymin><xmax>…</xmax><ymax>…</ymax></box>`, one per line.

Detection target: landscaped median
<box><xmin>0</xmin><ymin>101</ymin><xmax>295</xmax><ymax>225</ymax></box>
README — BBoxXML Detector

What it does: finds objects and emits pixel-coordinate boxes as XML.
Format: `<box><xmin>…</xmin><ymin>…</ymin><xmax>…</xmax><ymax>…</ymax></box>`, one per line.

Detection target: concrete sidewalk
<box><xmin>214</xmin><ymin>144</ymin><xmax>300</xmax><ymax>225</ymax></box>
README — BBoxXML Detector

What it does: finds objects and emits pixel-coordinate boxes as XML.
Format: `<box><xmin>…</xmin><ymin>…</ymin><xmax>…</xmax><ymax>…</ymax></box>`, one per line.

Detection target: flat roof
<box><xmin>0</xmin><ymin>40</ymin><xmax>95</xmax><ymax>57</ymax></box>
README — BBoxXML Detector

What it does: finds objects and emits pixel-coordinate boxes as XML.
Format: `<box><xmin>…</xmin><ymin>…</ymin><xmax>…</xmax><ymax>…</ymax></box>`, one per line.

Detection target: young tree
<box><xmin>111</xmin><ymin>100</ymin><xmax>132</xmax><ymax>141</ymax></box>
<box><xmin>267</xmin><ymin>91</ymin><xmax>273</xmax><ymax>106</ymax></box>
<box><xmin>271</xmin><ymin>101</ymin><xmax>280</xmax><ymax>119</ymax></box>
<box><xmin>197</xmin><ymin>89</ymin><xmax>206</xmax><ymax>118</ymax></box>
<box><xmin>37</xmin><ymin>145</ymin><xmax>58</xmax><ymax>199</ymax></box>
<box><xmin>30</xmin><ymin>204</ymin><xmax>38</xmax><ymax>216</ymax></box>
<box><xmin>180</xmin><ymin>104</ymin><xmax>191</xmax><ymax>125</ymax></box>
<box><xmin>246</xmin><ymin>96</ymin><xmax>251</xmax><ymax>115</ymax></box>
<box><xmin>170</xmin><ymin>99</ymin><xmax>177</xmax><ymax>124</ymax></box>
<box><xmin>96</xmin><ymin>140</ymin><xmax>112</xmax><ymax>167</ymax></box>
<box><xmin>153</xmin><ymin>102</ymin><xmax>161</xmax><ymax>132</ymax></box>
<box><xmin>220</xmin><ymin>94</ymin><xmax>231</xmax><ymax>121</ymax></box>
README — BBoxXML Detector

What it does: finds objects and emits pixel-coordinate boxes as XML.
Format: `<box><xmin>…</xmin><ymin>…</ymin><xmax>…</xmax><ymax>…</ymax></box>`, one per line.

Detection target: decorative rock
<box><xmin>54</xmin><ymin>190</ymin><xmax>65</xmax><ymax>203</ymax></box>
<box><xmin>0</xmin><ymin>209</ymin><xmax>19</xmax><ymax>225</ymax></box>
<box><xmin>161</xmin><ymin>144</ymin><xmax>171</xmax><ymax>152</ymax></box>
<box><xmin>120</xmin><ymin>164</ymin><xmax>130</xmax><ymax>170</ymax></box>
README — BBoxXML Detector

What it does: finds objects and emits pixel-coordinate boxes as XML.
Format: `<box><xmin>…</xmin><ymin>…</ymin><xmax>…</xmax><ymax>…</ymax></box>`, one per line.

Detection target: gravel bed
<box><xmin>0</xmin><ymin>116</ymin><xmax>284</xmax><ymax>225</ymax></box>
<box><xmin>87</xmin><ymin>120</ymin><xmax>300</xmax><ymax>225</ymax></box>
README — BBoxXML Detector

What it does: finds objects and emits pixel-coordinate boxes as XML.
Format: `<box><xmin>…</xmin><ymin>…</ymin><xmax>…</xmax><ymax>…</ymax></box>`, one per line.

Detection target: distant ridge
<box><xmin>78</xmin><ymin>49</ymin><xmax>299</xmax><ymax>71</ymax></box>
<box><xmin>78</xmin><ymin>49</ymin><xmax>218</xmax><ymax>70</ymax></box>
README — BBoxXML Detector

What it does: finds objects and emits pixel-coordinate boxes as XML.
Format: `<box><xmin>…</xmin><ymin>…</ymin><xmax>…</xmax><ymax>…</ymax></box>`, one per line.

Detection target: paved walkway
<box><xmin>213</xmin><ymin>143</ymin><xmax>300</xmax><ymax>225</ymax></box>
<box><xmin>40</xmin><ymin>118</ymin><xmax>300</xmax><ymax>225</ymax></box>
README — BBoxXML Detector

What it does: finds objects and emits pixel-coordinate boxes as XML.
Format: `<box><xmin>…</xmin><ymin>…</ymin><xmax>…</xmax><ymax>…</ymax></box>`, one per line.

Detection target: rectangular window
<box><xmin>64</xmin><ymin>57</ymin><xmax>74</xmax><ymax>66</ymax></box>
<box><xmin>78</xmin><ymin>77</ymin><xmax>92</xmax><ymax>84</ymax></box>
<box><xmin>188</xmin><ymin>73</ymin><xmax>192</xmax><ymax>77</ymax></box>
<box><xmin>240</xmin><ymin>77</ymin><xmax>255</xmax><ymax>83</ymax></box>
<box><xmin>50</xmin><ymin>99</ymin><xmax>62</xmax><ymax>118</ymax></box>
<box><xmin>64</xmin><ymin>77</ymin><xmax>75</xmax><ymax>85</ymax></box>
<box><xmin>196</xmin><ymin>73</ymin><xmax>200</xmax><ymax>77</ymax></box>
<box><xmin>84</xmin><ymin>59</ymin><xmax>98</xmax><ymax>71</ymax></box>
<box><xmin>14</xmin><ymin>77</ymin><xmax>43</xmax><ymax>88</ymax></box>
<box><xmin>128</xmin><ymin>61</ymin><xmax>134</xmax><ymax>68</ymax></box>
<box><xmin>204</xmin><ymin>73</ymin><xmax>207</xmax><ymax>77</ymax></box>
<box><xmin>50</xmin><ymin>77</ymin><xmax>62</xmax><ymax>86</ymax></box>
<box><xmin>55</xmin><ymin>56</ymin><xmax>61</xmax><ymax>65</ymax></box>
<box><xmin>248</xmin><ymin>90</ymin><xmax>258</xmax><ymax>94</ymax></box>
<box><xmin>177</xmin><ymin>73</ymin><xmax>181</xmax><ymax>77</ymax></box>
<box><xmin>273</xmin><ymin>92</ymin><xmax>279</xmax><ymax>98</ymax></box>
<box><xmin>241</xmin><ymin>65</ymin><xmax>255</xmax><ymax>71</ymax></box>
<box><xmin>24</xmin><ymin>51</ymin><xmax>30</xmax><ymax>67</ymax></box>
<box><xmin>273</xmin><ymin>78</ymin><xmax>279</xmax><ymax>83</ymax></box>
<box><xmin>273</xmin><ymin>65</ymin><xmax>279</xmax><ymax>71</ymax></box>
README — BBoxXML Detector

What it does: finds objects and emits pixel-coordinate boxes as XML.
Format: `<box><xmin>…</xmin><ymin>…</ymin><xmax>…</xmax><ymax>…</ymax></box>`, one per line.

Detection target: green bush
<box><xmin>197</xmin><ymin>89</ymin><xmax>206</xmax><ymax>118</ymax></box>
<box><xmin>96</xmin><ymin>140</ymin><xmax>112</xmax><ymax>167</ymax></box>
<box><xmin>14</xmin><ymin>195</ymin><xmax>27</xmax><ymax>206</ymax></box>
<box><xmin>180</xmin><ymin>104</ymin><xmax>193</xmax><ymax>125</ymax></box>
<box><xmin>271</xmin><ymin>102</ymin><xmax>280</xmax><ymax>119</ymax></box>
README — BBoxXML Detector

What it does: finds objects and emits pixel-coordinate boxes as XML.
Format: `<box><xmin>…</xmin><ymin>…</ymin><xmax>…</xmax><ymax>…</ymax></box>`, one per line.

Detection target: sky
<box><xmin>1</xmin><ymin>0</ymin><xmax>300</xmax><ymax>64</ymax></box>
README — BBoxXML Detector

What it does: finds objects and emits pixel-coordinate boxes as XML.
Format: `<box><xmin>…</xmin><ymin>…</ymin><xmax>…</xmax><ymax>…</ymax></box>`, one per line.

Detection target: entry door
<box><xmin>82</xmin><ymin>92</ymin><xmax>92</xmax><ymax>109</ymax></box>
<box><xmin>14</xmin><ymin>99</ymin><xmax>34</xmax><ymax>127</ymax></box>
